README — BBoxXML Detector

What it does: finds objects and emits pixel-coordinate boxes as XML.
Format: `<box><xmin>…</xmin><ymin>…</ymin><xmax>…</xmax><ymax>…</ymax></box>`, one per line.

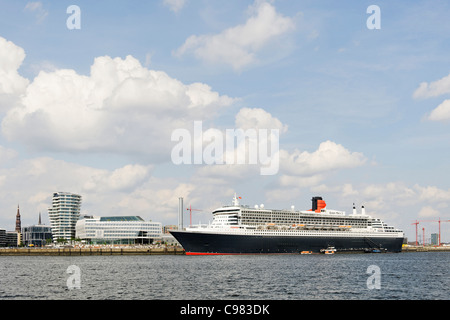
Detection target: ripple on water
<box><xmin>0</xmin><ymin>252</ymin><xmax>448</xmax><ymax>300</ymax></box>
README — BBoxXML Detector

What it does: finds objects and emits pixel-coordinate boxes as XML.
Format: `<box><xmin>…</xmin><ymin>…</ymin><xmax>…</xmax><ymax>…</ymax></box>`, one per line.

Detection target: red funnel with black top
<box><xmin>311</xmin><ymin>196</ymin><xmax>326</xmax><ymax>213</ymax></box>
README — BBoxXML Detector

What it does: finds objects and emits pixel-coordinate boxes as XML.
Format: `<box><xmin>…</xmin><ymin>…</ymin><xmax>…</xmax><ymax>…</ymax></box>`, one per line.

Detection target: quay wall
<box><xmin>0</xmin><ymin>247</ymin><xmax>185</xmax><ymax>256</ymax></box>
<box><xmin>401</xmin><ymin>246</ymin><xmax>450</xmax><ymax>252</ymax></box>
<box><xmin>0</xmin><ymin>246</ymin><xmax>448</xmax><ymax>256</ymax></box>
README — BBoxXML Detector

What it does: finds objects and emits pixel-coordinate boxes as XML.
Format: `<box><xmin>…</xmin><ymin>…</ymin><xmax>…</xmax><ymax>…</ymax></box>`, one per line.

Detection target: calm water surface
<box><xmin>0</xmin><ymin>252</ymin><xmax>448</xmax><ymax>300</ymax></box>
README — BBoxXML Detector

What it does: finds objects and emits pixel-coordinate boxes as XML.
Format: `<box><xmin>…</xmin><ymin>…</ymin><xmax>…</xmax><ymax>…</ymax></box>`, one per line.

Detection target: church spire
<box><xmin>15</xmin><ymin>204</ymin><xmax>21</xmax><ymax>233</ymax></box>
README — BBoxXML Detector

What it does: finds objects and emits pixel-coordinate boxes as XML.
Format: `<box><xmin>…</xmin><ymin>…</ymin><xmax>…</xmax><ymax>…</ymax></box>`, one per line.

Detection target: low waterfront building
<box><xmin>162</xmin><ymin>225</ymin><xmax>180</xmax><ymax>245</ymax></box>
<box><xmin>76</xmin><ymin>216</ymin><xmax>162</xmax><ymax>245</ymax></box>
<box><xmin>22</xmin><ymin>225</ymin><xmax>52</xmax><ymax>247</ymax></box>
<box><xmin>0</xmin><ymin>230</ymin><xmax>19</xmax><ymax>247</ymax></box>
<box><xmin>163</xmin><ymin>225</ymin><xmax>178</xmax><ymax>233</ymax></box>
<box><xmin>0</xmin><ymin>229</ymin><xmax>5</xmax><ymax>247</ymax></box>
<box><xmin>6</xmin><ymin>231</ymin><xmax>19</xmax><ymax>247</ymax></box>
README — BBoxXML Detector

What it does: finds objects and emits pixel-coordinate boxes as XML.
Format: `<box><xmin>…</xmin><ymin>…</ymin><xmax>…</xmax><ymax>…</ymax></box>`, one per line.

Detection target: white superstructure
<box><xmin>185</xmin><ymin>194</ymin><xmax>404</xmax><ymax>240</ymax></box>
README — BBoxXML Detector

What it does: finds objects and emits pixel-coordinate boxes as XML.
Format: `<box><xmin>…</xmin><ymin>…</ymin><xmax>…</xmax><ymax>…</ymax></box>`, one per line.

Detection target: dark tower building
<box><xmin>15</xmin><ymin>205</ymin><xmax>21</xmax><ymax>233</ymax></box>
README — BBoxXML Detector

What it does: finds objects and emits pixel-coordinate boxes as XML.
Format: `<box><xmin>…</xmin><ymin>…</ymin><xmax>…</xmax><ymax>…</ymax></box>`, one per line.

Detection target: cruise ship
<box><xmin>170</xmin><ymin>194</ymin><xmax>404</xmax><ymax>255</ymax></box>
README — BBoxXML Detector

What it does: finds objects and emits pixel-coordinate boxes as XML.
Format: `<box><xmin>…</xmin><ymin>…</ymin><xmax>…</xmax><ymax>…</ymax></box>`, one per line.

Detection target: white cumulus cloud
<box><xmin>0</xmin><ymin>145</ymin><xmax>18</xmax><ymax>165</ymax></box>
<box><xmin>262</xmin><ymin>142</ymin><xmax>367</xmax><ymax>203</ymax></box>
<box><xmin>413</xmin><ymin>73</ymin><xmax>450</xmax><ymax>99</ymax></box>
<box><xmin>24</xmin><ymin>2</ymin><xmax>48</xmax><ymax>23</ymax></box>
<box><xmin>418</xmin><ymin>206</ymin><xmax>440</xmax><ymax>218</ymax></box>
<box><xmin>235</xmin><ymin>107</ymin><xmax>288</xmax><ymax>133</ymax></box>
<box><xmin>83</xmin><ymin>164</ymin><xmax>153</xmax><ymax>193</ymax></box>
<box><xmin>280</xmin><ymin>141</ymin><xmax>367</xmax><ymax>177</ymax></box>
<box><xmin>428</xmin><ymin>99</ymin><xmax>450</xmax><ymax>122</ymax></box>
<box><xmin>0</xmin><ymin>37</ymin><xmax>29</xmax><ymax>112</ymax></box>
<box><xmin>1</xmin><ymin>54</ymin><xmax>235</xmax><ymax>159</ymax></box>
<box><xmin>174</xmin><ymin>0</ymin><xmax>295</xmax><ymax>71</ymax></box>
<box><xmin>163</xmin><ymin>0</ymin><xmax>186</xmax><ymax>13</ymax></box>
<box><xmin>413</xmin><ymin>72</ymin><xmax>450</xmax><ymax>122</ymax></box>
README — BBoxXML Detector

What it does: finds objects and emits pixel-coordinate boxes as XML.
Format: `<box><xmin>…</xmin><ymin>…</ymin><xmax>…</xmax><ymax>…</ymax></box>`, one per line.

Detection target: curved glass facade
<box><xmin>76</xmin><ymin>216</ymin><xmax>162</xmax><ymax>245</ymax></box>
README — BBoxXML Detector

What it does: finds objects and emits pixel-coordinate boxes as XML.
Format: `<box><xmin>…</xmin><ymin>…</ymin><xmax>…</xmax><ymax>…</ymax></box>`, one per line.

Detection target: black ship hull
<box><xmin>170</xmin><ymin>230</ymin><xmax>404</xmax><ymax>255</ymax></box>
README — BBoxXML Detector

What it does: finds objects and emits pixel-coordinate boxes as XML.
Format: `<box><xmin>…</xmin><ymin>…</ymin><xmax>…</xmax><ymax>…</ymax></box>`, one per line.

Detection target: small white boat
<box><xmin>321</xmin><ymin>246</ymin><xmax>336</xmax><ymax>254</ymax></box>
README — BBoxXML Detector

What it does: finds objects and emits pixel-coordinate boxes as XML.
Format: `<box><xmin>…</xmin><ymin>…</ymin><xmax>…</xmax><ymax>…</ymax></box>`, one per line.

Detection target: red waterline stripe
<box><xmin>185</xmin><ymin>252</ymin><xmax>297</xmax><ymax>256</ymax></box>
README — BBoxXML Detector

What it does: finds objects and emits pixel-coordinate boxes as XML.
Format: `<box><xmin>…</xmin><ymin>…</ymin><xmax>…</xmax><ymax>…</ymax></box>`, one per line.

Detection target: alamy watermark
<box><xmin>366</xmin><ymin>265</ymin><xmax>381</xmax><ymax>290</ymax></box>
<box><xmin>367</xmin><ymin>5</ymin><xmax>381</xmax><ymax>30</ymax></box>
<box><xmin>66</xmin><ymin>265</ymin><xmax>81</xmax><ymax>290</ymax></box>
<box><xmin>67</xmin><ymin>5</ymin><xmax>81</xmax><ymax>30</ymax></box>
<box><xmin>171</xmin><ymin>121</ymin><xmax>280</xmax><ymax>175</ymax></box>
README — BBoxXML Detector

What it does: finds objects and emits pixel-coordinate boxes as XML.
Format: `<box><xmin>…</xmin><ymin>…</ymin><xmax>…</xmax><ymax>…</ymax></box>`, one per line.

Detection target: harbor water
<box><xmin>0</xmin><ymin>252</ymin><xmax>448</xmax><ymax>300</ymax></box>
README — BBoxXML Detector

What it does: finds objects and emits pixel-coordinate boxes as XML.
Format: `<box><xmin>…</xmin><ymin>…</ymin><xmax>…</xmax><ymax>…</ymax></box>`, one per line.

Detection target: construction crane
<box><xmin>422</xmin><ymin>227</ymin><xmax>426</xmax><ymax>246</ymax></box>
<box><xmin>420</xmin><ymin>218</ymin><xmax>450</xmax><ymax>246</ymax></box>
<box><xmin>412</xmin><ymin>218</ymin><xmax>450</xmax><ymax>246</ymax></box>
<box><xmin>411</xmin><ymin>220</ymin><xmax>420</xmax><ymax>246</ymax></box>
<box><xmin>186</xmin><ymin>205</ymin><xmax>202</xmax><ymax>226</ymax></box>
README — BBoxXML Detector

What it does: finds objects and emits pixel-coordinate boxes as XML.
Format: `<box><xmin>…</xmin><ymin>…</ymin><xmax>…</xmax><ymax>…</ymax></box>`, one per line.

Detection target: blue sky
<box><xmin>1</xmin><ymin>0</ymin><xmax>450</xmax><ymax>243</ymax></box>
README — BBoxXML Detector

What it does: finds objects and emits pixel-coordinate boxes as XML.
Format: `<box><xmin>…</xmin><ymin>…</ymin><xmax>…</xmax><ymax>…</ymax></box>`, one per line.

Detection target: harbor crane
<box><xmin>412</xmin><ymin>218</ymin><xmax>450</xmax><ymax>246</ymax></box>
<box><xmin>186</xmin><ymin>205</ymin><xmax>202</xmax><ymax>226</ymax></box>
<box><xmin>411</xmin><ymin>220</ymin><xmax>419</xmax><ymax>246</ymax></box>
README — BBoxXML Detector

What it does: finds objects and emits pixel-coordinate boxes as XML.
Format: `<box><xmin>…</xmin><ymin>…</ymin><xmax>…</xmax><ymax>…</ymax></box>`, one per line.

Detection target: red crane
<box><xmin>411</xmin><ymin>220</ymin><xmax>419</xmax><ymax>246</ymax></box>
<box><xmin>412</xmin><ymin>218</ymin><xmax>450</xmax><ymax>246</ymax></box>
<box><xmin>186</xmin><ymin>205</ymin><xmax>202</xmax><ymax>226</ymax></box>
<box><xmin>422</xmin><ymin>227</ymin><xmax>425</xmax><ymax>246</ymax></box>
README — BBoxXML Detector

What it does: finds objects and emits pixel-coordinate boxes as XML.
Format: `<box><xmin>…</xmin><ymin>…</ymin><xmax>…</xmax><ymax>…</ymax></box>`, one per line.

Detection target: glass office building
<box><xmin>48</xmin><ymin>192</ymin><xmax>82</xmax><ymax>242</ymax></box>
<box><xmin>76</xmin><ymin>216</ymin><xmax>162</xmax><ymax>245</ymax></box>
<box><xmin>0</xmin><ymin>229</ymin><xmax>5</xmax><ymax>247</ymax></box>
<box><xmin>22</xmin><ymin>225</ymin><xmax>53</xmax><ymax>247</ymax></box>
<box><xmin>0</xmin><ymin>229</ymin><xmax>19</xmax><ymax>247</ymax></box>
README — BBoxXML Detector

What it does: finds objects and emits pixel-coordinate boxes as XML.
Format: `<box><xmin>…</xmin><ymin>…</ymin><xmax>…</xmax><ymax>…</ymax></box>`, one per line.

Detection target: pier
<box><xmin>0</xmin><ymin>246</ymin><xmax>186</xmax><ymax>256</ymax></box>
